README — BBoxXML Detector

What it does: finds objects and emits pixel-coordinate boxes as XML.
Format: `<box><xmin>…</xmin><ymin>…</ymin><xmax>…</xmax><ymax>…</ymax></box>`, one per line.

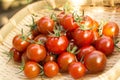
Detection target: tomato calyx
<box><xmin>49</xmin><ymin>24</ymin><xmax>64</xmax><ymax>37</ymax></box>
<box><xmin>114</xmin><ymin>38</ymin><xmax>120</xmax><ymax>51</ymax></box>
<box><xmin>3</xmin><ymin>51</ymin><xmax>13</xmax><ymax>63</ymax></box>
<box><xmin>26</xmin><ymin>16</ymin><xmax>37</xmax><ymax>32</ymax></box>
<box><xmin>98</xmin><ymin>20</ymin><xmax>107</xmax><ymax>36</ymax></box>
<box><xmin>16</xmin><ymin>58</ymin><xmax>25</xmax><ymax>74</ymax></box>
<box><xmin>67</xmin><ymin>43</ymin><xmax>79</xmax><ymax>54</ymax></box>
<box><xmin>72</xmin><ymin>11</ymin><xmax>83</xmax><ymax>24</ymax></box>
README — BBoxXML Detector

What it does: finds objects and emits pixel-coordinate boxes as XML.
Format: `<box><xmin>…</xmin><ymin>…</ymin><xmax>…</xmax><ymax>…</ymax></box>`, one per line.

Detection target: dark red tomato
<box><xmin>12</xmin><ymin>34</ymin><xmax>30</xmax><ymax>52</ymax></box>
<box><xmin>34</xmin><ymin>34</ymin><xmax>47</xmax><ymax>43</ymax></box>
<box><xmin>57</xmin><ymin>52</ymin><xmax>77</xmax><ymax>72</ymax></box>
<box><xmin>21</xmin><ymin>52</ymin><xmax>29</xmax><ymax>63</ymax></box>
<box><xmin>77</xmin><ymin>45</ymin><xmax>95</xmax><ymax>61</ymax></box>
<box><xmin>72</xmin><ymin>28</ymin><xmax>94</xmax><ymax>47</ymax></box>
<box><xmin>68</xmin><ymin>62</ymin><xmax>86</xmax><ymax>79</ymax></box>
<box><xmin>84</xmin><ymin>50</ymin><xmax>107</xmax><ymax>73</ymax></box>
<box><xmin>46</xmin><ymin>35</ymin><xmax>69</xmax><ymax>54</ymax></box>
<box><xmin>42</xmin><ymin>53</ymin><xmax>56</xmax><ymax>65</ymax></box>
<box><xmin>10</xmin><ymin>48</ymin><xmax>22</xmax><ymax>63</ymax></box>
<box><xmin>26</xmin><ymin>44</ymin><xmax>46</xmax><ymax>62</ymax></box>
<box><xmin>94</xmin><ymin>36</ymin><xmax>114</xmax><ymax>56</ymax></box>
<box><xmin>102</xmin><ymin>22</ymin><xmax>119</xmax><ymax>38</ymax></box>
<box><xmin>62</xmin><ymin>14</ymin><xmax>79</xmax><ymax>31</ymax></box>
<box><xmin>66</xmin><ymin>31</ymin><xmax>73</xmax><ymax>40</ymax></box>
<box><xmin>44</xmin><ymin>61</ymin><xmax>59</xmax><ymax>77</ymax></box>
<box><xmin>80</xmin><ymin>15</ymin><xmax>93</xmax><ymax>29</ymax></box>
<box><xmin>24</xmin><ymin>61</ymin><xmax>40</xmax><ymax>78</ymax></box>
<box><xmin>37</xmin><ymin>16</ymin><xmax>54</xmax><ymax>34</ymax></box>
<box><xmin>31</xmin><ymin>28</ymin><xmax>40</xmax><ymax>38</ymax></box>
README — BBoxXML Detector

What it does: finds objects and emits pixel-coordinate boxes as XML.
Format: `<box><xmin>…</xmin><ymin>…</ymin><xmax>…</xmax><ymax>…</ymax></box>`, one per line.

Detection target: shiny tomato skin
<box><xmin>72</xmin><ymin>28</ymin><xmax>94</xmax><ymax>47</ymax></box>
<box><xmin>46</xmin><ymin>35</ymin><xmax>69</xmax><ymax>54</ymax></box>
<box><xmin>37</xmin><ymin>16</ymin><xmax>54</xmax><ymax>34</ymax></box>
<box><xmin>10</xmin><ymin>48</ymin><xmax>22</xmax><ymax>63</ymax></box>
<box><xmin>77</xmin><ymin>45</ymin><xmax>95</xmax><ymax>61</ymax></box>
<box><xmin>81</xmin><ymin>15</ymin><xmax>93</xmax><ymax>28</ymax></box>
<box><xmin>26</xmin><ymin>44</ymin><xmax>46</xmax><ymax>62</ymax></box>
<box><xmin>84</xmin><ymin>50</ymin><xmax>107</xmax><ymax>73</ymax></box>
<box><xmin>68</xmin><ymin>62</ymin><xmax>86</xmax><ymax>79</ymax></box>
<box><xmin>94</xmin><ymin>36</ymin><xmax>114</xmax><ymax>56</ymax></box>
<box><xmin>13</xmin><ymin>35</ymin><xmax>30</xmax><ymax>52</ymax></box>
<box><xmin>62</xmin><ymin>14</ymin><xmax>79</xmax><ymax>31</ymax></box>
<box><xmin>57</xmin><ymin>52</ymin><xmax>77</xmax><ymax>72</ymax></box>
<box><xmin>21</xmin><ymin>52</ymin><xmax>29</xmax><ymax>63</ymax></box>
<box><xmin>34</xmin><ymin>34</ymin><xmax>47</xmax><ymax>43</ymax></box>
<box><xmin>44</xmin><ymin>61</ymin><xmax>59</xmax><ymax>78</ymax></box>
<box><xmin>102</xmin><ymin>22</ymin><xmax>119</xmax><ymax>38</ymax></box>
<box><xmin>24</xmin><ymin>61</ymin><xmax>40</xmax><ymax>78</ymax></box>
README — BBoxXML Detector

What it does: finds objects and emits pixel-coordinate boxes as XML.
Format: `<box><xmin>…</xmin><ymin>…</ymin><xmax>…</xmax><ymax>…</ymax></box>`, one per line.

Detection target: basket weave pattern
<box><xmin>0</xmin><ymin>1</ymin><xmax>120</xmax><ymax>80</ymax></box>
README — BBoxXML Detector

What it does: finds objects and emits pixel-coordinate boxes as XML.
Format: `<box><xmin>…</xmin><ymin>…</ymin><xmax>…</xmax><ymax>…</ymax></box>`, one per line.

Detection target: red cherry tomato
<box><xmin>37</xmin><ymin>16</ymin><xmax>54</xmax><ymax>34</ymax></box>
<box><xmin>72</xmin><ymin>28</ymin><xmax>94</xmax><ymax>47</ymax></box>
<box><xmin>21</xmin><ymin>51</ymin><xmax>29</xmax><ymax>63</ymax></box>
<box><xmin>102</xmin><ymin>22</ymin><xmax>119</xmax><ymax>38</ymax></box>
<box><xmin>62</xmin><ymin>14</ymin><xmax>79</xmax><ymax>31</ymax></box>
<box><xmin>68</xmin><ymin>62</ymin><xmax>86</xmax><ymax>79</ymax></box>
<box><xmin>31</xmin><ymin>28</ymin><xmax>40</xmax><ymax>38</ymax></box>
<box><xmin>80</xmin><ymin>15</ymin><xmax>93</xmax><ymax>29</ymax></box>
<box><xmin>44</xmin><ymin>61</ymin><xmax>59</xmax><ymax>77</ymax></box>
<box><xmin>42</xmin><ymin>53</ymin><xmax>56</xmax><ymax>65</ymax></box>
<box><xmin>46</xmin><ymin>35</ymin><xmax>69</xmax><ymax>54</ymax></box>
<box><xmin>94</xmin><ymin>36</ymin><xmax>114</xmax><ymax>56</ymax></box>
<box><xmin>10</xmin><ymin>48</ymin><xmax>22</xmax><ymax>63</ymax></box>
<box><xmin>24</xmin><ymin>61</ymin><xmax>40</xmax><ymax>78</ymax></box>
<box><xmin>26</xmin><ymin>44</ymin><xmax>46</xmax><ymax>62</ymax></box>
<box><xmin>12</xmin><ymin>34</ymin><xmax>30</xmax><ymax>52</ymax></box>
<box><xmin>57</xmin><ymin>52</ymin><xmax>77</xmax><ymax>72</ymax></box>
<box><xmin>77</xmin><ymin>45</ymin><xmax>95</xmax><ymax>61</ymax></box>
<box><xmin>84</xmin><ymin>50</ymin><xmax>107</xmax><ymax>73</ymax></box>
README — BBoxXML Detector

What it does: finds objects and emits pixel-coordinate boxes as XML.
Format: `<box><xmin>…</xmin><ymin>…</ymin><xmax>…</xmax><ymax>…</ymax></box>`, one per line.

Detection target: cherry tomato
<box><xmin>37</xmin><ymin>16</ymin><xmax>54</xmax><ymax>34</ymax></box>
<box><xmin>84</xmin><ymin>50</ymin><xmax>107</xmax><ymax>73</ymax></box>
<box><xmin>12</xmin><ymin>34</ymin><xmax>30</xmax><ymax>52</ymax></box>
<box><xmin>57</xmin><ymin>52</ymin><xmax>77</xmax><ymax>72</ymax></box>
<box><xmin>62</xmin><ymin>14</ymin><xmax>79</xmax><ymax>31</ymax></box>
<box><xmin>46</xmin><ymin>35</ymin><xmax>69</xmax><ymax>54</ymax></box>
<box><xmin>94</xmin><ymin>36</ymin><xmax>114</xmax><ymax>56</ymax></box>
<box><xmin>102</xmin><ymin>22</ymin><xmax>119</xmax><ymax>38</ymax></box>
<box><xmin>72</xmin><ymin>28</ymin><xmax>94</xmax><ymax>47</ymax></box>
<box><xmin>24</xmin><ymin>61</ymin><xmax>40</xmax><ymax>78</ymax></box>
<box><xmin>26</xmin><ymin>44</ymin><xmax>46</xmax><ymax>62</ymax></box>
<box><xmin>31</xmin><ymin>28</ymin><xmax>40</xmax><ymax>37</ymax></box>
<box><xmin>34</xmin><ymin>34</ymin><xmax>47</xmax><ymax>44</ymax></box>
<box><xmin>44</xmin><ymin>61</ymin><xmax>59</xmax><ymax>77</ymax></box>
<box><xmin>80</xmin><ymin>15</ymin><xmax>93</xmax><ymax>29</ymax></box>
<box><xmin>21</xmin><ymin>51</ymin><xmax>29</xmax><ymax>63</ymax></box>
<box><xmin>77</xmin><ymin>45</ymin><xmax>95</xmax><ymax>61</ymax></box>
<box><xmin>68</xmin><ymin>62</ymin><xmax>86</xmax><ymax>79</ymax></box>
<box><xmin>42</xmin><ymin>53</ymin><xmax>56</xmax><ymax>65</ymax></box>
<box><xmin>10</xmin><ymin>48</ymin><xmax>22</xmax><ymax>63</ymax></box>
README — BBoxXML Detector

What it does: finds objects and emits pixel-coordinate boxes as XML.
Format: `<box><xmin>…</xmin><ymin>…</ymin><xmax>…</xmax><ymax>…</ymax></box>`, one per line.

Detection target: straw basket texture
<box><xmin>0</xmin><ymin>0</ymin><xmax>120</xmax><ymax>80</ymax></box>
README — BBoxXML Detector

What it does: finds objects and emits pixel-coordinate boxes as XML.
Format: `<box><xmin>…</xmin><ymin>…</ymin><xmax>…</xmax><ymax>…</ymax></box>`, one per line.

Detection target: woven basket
<box><xmin>0</xmin><ymin>0</ymin><xmax>120</xmax><ymax>80</ymax></box>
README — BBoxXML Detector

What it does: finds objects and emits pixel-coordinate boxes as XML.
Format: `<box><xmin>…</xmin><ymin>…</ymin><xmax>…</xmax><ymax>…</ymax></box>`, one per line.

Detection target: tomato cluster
<box><xmin>8</xmin><ymin>11</ymin><xmax>119</xmax><ymax>79</ymax></box>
